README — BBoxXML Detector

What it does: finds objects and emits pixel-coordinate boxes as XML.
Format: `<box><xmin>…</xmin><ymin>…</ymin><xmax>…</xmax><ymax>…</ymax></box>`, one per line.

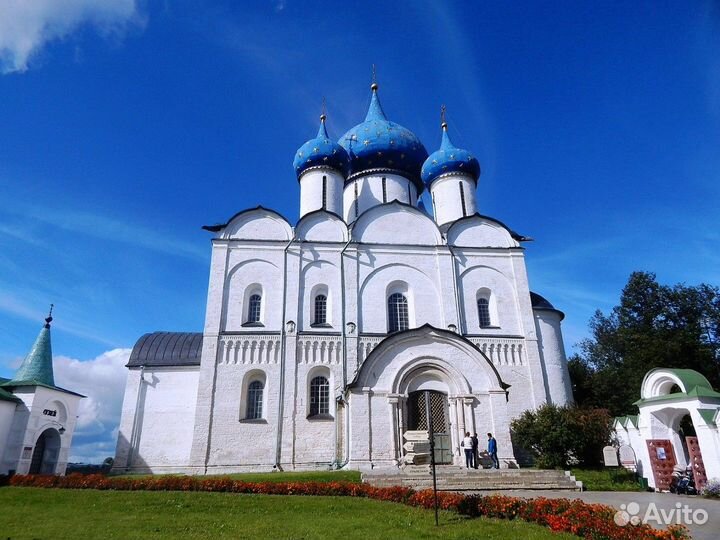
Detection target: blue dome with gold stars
<box><xmin>293</xmin><ymin>115</ymin><xmax>351</xmax><ymax>179</ymax></box>
<box><xmin>339</xmin><ymin>85</ymin><xmax>428</xmax><ymax>192</ymax></box>
<box><xmin>421</xmin><ymin>122</ymin><xmax>480</xmax><ymax>187</ymax></box>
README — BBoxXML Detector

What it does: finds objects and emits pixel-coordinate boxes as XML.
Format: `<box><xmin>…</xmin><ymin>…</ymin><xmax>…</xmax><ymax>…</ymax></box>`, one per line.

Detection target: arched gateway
<box><xmin>347</xmin><ymin>325</ymin><xmax>515</xmax><ymax>469</ymax></box>
<box><xmin>29</xmin><ymin>428</ymin><xmax>62</xmax><ymax>475</ymax></box>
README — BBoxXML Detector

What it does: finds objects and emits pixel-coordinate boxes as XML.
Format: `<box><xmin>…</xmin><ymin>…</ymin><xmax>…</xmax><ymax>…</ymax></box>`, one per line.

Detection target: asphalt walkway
<box><xmin>482</xmin><ymin>490</ymin><xmax>720</xmax><ymax>540</ymax></box>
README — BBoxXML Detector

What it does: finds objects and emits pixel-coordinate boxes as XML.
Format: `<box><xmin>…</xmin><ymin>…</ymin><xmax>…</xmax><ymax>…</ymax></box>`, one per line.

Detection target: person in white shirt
<box><xmin>461</xmin><ymin>432</ymin><xmax>474</xmax><ymax>468</ymax></box>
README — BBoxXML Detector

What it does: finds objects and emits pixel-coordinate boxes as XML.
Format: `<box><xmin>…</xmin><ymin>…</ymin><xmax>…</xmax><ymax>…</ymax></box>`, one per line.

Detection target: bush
<box><xmin>701</xmin><ymin>478</ymin><xmax>720</xmax><ymax>498</ymax></box>
<box><xmin>511</xmin><ymin>404</ymin><xmax>613</xmax><ymax>468</ymax></box>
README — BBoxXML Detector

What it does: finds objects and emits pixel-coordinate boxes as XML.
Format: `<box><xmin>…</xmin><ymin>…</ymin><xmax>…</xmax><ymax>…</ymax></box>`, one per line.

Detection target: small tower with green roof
<box><xmin>0</xmin><ymin>306</ymin><xmax>84</xmax><ymax>476</ymax></box>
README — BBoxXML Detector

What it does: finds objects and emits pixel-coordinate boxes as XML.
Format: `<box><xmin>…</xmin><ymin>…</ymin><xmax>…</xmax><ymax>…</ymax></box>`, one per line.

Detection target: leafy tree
<box><xmin>570</xmin><ymin>272</ymin><xmax>720</xmax><ymax>415</ymax></box>
<box><xmin>511</xmin><ymin>404</ymin><xmax>612</xmax><ymax>468</ymax></box>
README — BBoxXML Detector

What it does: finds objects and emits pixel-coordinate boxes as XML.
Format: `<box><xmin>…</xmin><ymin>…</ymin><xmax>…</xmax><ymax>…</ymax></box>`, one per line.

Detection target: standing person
<box><xmin>461</xmin><ymin>432</ymin><xmax>474</xmax><ymax>469</ymax></box>
<box><xmin>471</xmin><ymin>433</ymin><xmax>479</xmax><ymax>469</ymax></box>
<box><xmin>487</xmin><ymin>433</ymin><xmax>499</xmax><ymax>469</ymax></box>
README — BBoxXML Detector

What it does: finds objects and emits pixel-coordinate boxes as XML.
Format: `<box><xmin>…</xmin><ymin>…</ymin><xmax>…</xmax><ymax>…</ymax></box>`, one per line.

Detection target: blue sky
<box><xmin>1</xmin><ymin>1</ymin><xmax>719</xmax><ymax>461</ymax></box>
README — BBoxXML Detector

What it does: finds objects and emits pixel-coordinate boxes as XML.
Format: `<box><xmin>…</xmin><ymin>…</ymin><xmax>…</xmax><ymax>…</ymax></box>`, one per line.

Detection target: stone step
<box><xmin>362</xmin><ymin>469</ymin><xmax>582</xmax><ymax>491</ymax></box>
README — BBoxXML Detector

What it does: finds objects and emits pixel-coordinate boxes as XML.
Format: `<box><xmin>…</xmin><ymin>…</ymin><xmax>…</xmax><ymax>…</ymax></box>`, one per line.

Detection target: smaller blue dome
<box><xmin>421</xmin><ymin>124</ymin><xmax>480</xmax><ymax>187</ymax></box>
<box><xmin>293</xmin><ymin>116</ymin><xmax>351</xmax><ymax>179</ymax></box>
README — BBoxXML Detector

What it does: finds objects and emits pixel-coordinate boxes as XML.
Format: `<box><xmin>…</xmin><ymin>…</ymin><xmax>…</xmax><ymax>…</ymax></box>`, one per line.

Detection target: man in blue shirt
<box><xmin>487</xmin><ymin>433</ymin><xmax>499</xmax><ymax>469</ymax></box>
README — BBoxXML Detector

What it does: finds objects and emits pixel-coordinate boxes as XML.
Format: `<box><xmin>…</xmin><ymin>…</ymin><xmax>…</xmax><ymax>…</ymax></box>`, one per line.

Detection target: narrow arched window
<box><xmin>387</xmin><ymin>293</ymin><xmax>409</xmax><ymax>333</ymax></box>
<box><xmin>310</xmin><ymin>376</ymin><xmax>329</xmax><ymax>416</ymax></box>
<box><xmin>248</xmin><ymin>294</ymin><xmax>262</xmax><ymax>323</ymax></box>
<box><xmin>314</xmin><ymin>294</ymin><xmax>327</xmax><ymax>325</ymax></box>
<box><xmin>382</xmin><ymin>177</ymin><xmax>387</xmax><ymax>203</ymax></box>
<box><xmin>246</xmin><ymin>380</ymin><xmax>264</xmax><ymax>419</ymax></box>
<box><xmin>477</xmin><ymin>297</ymin><xmax>491</xmax><ymax>327</ymax></box>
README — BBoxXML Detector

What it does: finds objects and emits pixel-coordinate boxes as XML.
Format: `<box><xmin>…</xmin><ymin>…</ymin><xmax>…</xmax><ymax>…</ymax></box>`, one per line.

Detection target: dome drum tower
<box><xmin>422</xmin><ymin>117</ymin><xmax>481</xmax><ymax>227</ymax></box>
<box><xmin>343</xmin><ymin>172</ymin><xmax>417</xmax><ymax>222</ymax></box>
<box><xmin>294</xmin><ymin>113</ymin><xmax>350</xmax><ymax>219</ymax></box>
<box><xmin>338</xmin><ymin>83</ymin><xmax>428</xmax><ymax>223</ymax></box>
<box><xmin>293</xmin><ymin>85</ymin><xmax>482</xmax><ymax>228</ymax></box>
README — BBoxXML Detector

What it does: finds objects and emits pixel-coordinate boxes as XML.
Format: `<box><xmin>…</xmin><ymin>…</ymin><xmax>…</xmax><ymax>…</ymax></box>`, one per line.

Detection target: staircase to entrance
<box><xmin>362</xmin><ymin>467</ymin><xmax>583</xmax><ymax>491</ymax></box>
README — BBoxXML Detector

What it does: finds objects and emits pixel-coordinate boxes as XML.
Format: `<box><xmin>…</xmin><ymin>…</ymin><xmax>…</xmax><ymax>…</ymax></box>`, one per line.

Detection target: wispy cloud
<box><xmin>0</xmin><ymin>0</ymin><xmax>144</xmax><ymax>74</ymax></box>
<box><xmin>1</xmin><ymin>202</ymin><xmax>207</xmax><ymax>262</ymax></box>
<box><xmin>0</xmin><ymin>293</ymin><xmax>121</xmax><ymax>348</ymax></box>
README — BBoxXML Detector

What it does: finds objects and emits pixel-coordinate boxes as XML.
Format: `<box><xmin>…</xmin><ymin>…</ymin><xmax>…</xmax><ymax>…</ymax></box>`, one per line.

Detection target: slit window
<box><xmin>459</xmin><ymin>182</ymin><xmax>467</xmax><ymax>217</ymax></box>
<box><xmin>354</xmin><ymin>180</ymin><xmax>359</xmax><ymax>217</ymax></box>
<box><xmin>382</xmin><ymin>177</ymin><xmax>387</xmax><ymax>203</ymax></box>
<box><xmin>322</xmin><ymin>175</ymin><xmax>327</xmax><ymax>210</ymax></box>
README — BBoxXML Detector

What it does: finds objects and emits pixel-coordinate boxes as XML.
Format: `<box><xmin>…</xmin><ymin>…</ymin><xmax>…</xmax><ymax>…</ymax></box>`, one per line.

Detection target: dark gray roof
<box><xmin>530</xmin><ymin>292</ymin><xmax>565</xmax><ymax>320</ymax></box>
<box><xmin>127</xmin><ymin>332</ymin><xmax>203</xmax><ymax>367</ymax></box>
<box><xmin>530</xmin><ymin>292</ymin><xmax>555</xmax><ymax>310</ymax></box>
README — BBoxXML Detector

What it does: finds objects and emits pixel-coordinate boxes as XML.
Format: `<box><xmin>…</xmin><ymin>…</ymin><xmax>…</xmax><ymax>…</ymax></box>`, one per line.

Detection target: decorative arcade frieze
<box><xmin>466</xmin><ymin>337</ymin><xmax>524</xmax><ymax>366</ymax></box>
<box><xmin>296</xmin><ymin>335</ymin><xmax>343</xmax><ymax>365</ymax></box>
<box><xmin>217</xmin><ymin>334</ymin><xmax>281</xmax><ymax>365</ymax></box>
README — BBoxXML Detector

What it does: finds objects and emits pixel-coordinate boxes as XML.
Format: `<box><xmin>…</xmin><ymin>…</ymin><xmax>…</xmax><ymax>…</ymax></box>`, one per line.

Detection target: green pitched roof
<box><xmin>0</xmin><ymin>386</ymin><xmax>21</xmax><ymax>403</ymax></box>
<box><xmin>12</xmin><ymin>321</ymin><xmax>54</xmax><ymax>386</ymax></box>
<box><xmin>635</xmin><ymin>368</ymin><xmax>720</xmax><ymax>406</ymax></box>
<box><xmin>0</xmin><ymin>379</ymin><xmax>85</xmax><ymax>398</ymax></box>
<box><xmin>698</xmin><ymin>408</ymin><xmax>719</xmax><ymax>427</ymax></box>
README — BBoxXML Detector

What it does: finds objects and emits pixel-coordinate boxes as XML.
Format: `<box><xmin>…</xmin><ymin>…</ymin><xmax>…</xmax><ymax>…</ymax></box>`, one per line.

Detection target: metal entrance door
<box><xmin>407</xmin><ymin>391</ymin><xmax>453</xmax><ymax>464</ymax></box>
<box><xmin>646</xmin><ymin>439</ymin><xmax>676</xmax><ymax>491</ymax></box>
<box><xmin>686</xmin><ymin>436</ymin><xmax>707</xmax><ymax>491</ymax></box>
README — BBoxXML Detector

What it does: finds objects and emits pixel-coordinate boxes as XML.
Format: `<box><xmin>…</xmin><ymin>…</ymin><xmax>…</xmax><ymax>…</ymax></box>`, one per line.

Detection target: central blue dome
<box><xmin>339</xmin><ymin>87</ymin><xmax>428</xmax><ymax>192</ymax></box>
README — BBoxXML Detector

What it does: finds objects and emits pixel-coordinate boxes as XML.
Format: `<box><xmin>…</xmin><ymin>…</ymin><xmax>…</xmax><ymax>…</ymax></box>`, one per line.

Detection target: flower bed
<box><xmin>3</xmin><ymin>474</ymin><xmax>688</xmax><ymax>539</ymax></box>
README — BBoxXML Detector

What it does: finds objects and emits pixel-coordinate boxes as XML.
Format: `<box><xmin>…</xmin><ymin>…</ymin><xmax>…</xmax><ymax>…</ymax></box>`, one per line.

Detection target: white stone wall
<box><xmin>116</xmin><ymin>367</ymin><xmax>199</xmax><ymax>473</ymax></box>
<box><xmin>534</xmin><ymin>310</ymin><xmax>573</xmax><ymax>405</ymax></box>
<box><xmin>430</xmin><ymin>174</ymin><xmax>477</xmax><ymax>226</ymax></box>
<box><xmin>0</xmin><ymin>400</ymin><xmax>18</xmax><ymax>474</ymax></box>
<box><xmin>299</xmin><ymin>168</ymin><xmax>344</xmax><ymax>218</ymax></box>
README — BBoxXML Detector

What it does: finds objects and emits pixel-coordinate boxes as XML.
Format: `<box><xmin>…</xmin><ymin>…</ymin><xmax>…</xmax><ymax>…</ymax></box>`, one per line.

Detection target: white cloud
<box><xmin>0</xmin><ymin>0</ymin><xmax>142</xmax><ymax>74</ymax></box>
<box><xmin>53</xmin><ymin>348</ymin><xmax>130</xmax><ymax>463</ymax></box>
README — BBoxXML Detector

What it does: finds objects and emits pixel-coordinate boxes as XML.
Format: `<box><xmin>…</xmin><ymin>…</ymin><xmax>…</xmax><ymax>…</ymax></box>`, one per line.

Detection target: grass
<box><xmin>0</xmin><ymin>487</ymin><xmax>577</xmax><ymax>540</ymax></box>
<box><xmin>571</xmin><ymin>467</ymin><xmax>644</xmax><ymax>491</ymax></box>
<box><xmin>113</xmin><ymin>470</ymin><xmax>362</xmax><ymax>484</ymax></box>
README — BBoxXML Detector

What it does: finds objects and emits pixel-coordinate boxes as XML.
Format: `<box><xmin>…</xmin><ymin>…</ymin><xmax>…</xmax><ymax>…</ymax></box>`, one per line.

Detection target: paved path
<box><xmin>479</xmin><ymin>490</ymin><xmax>720</xmax><ymax>540</ymax></box>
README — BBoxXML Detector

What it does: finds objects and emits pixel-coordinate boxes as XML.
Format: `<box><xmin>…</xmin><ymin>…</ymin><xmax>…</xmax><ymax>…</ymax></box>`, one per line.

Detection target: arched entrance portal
<box><xmin>29</xmin><ymin>428</ymin><xmax>61</xmax><ymax>474</ymax></box>
<box><xmin>406</xmin><ymin>390</ymin><xmax>453</xmax><ymax>464</ymax></box>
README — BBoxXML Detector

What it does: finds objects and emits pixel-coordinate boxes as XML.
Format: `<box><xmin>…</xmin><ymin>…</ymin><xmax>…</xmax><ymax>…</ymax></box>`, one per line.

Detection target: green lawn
<box><xmin>113</xmin><ymin>469</ymin><xmax>362</xmax><ymax>484</ymax></box>
<box><xmin>571</xmin><ymin>467</ymin><xmax>644</xmax><ymax>491</ymax></box>
<box><xmin>0</xmin><ymin>487</ymin><xmax>576</xmax><ymax>540</ymax></box>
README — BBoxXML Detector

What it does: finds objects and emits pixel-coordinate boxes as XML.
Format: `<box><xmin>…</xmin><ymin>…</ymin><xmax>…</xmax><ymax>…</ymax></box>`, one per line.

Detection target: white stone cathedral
<box><xmin>114</xmin><ymin>83</ymin><xmax>573</xmax><ymax>474</ymax></box>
